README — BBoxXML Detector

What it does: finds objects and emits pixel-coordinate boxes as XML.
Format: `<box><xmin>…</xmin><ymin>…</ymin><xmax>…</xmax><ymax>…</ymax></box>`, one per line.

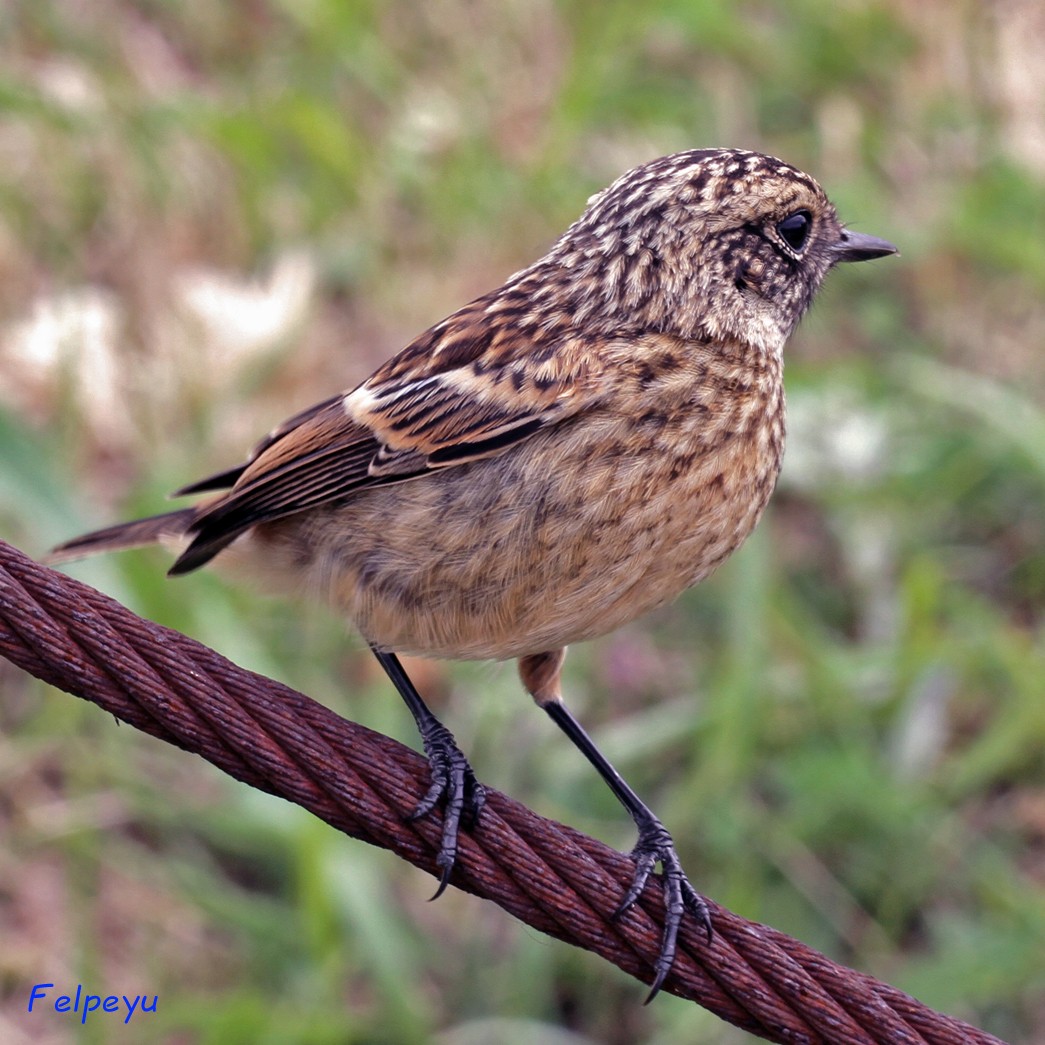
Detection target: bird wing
<box><xmin>349</xmin><ymin>289</ymin><xmax>597</xmax><ymax>473</ymax></box>
<box><xmin>171</xmin><ymin>288</ymin><xmax>602</xmax><ymax>574</ymax></box>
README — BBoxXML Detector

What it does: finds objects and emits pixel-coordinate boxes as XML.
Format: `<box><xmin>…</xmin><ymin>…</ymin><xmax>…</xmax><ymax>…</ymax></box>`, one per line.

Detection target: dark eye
<box><xmin>776</xmin><ymin>210</ymin><xmax>812</xmax><ymax>253</ymax></box>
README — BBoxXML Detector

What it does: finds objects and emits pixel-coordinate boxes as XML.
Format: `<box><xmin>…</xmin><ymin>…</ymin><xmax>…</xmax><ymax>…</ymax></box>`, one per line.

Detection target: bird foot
<box><xmin>615</xmin><ymin>816</ymin><xmax>713</xmax><ymax>1003</ymax></box>
<box><xmin>408</xmin><ymin>717</ymin><xmax>486</xmax><ymax>900</ymax></box>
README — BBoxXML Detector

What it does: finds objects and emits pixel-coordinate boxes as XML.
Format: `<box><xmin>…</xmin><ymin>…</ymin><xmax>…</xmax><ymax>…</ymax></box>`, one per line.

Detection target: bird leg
<box><xmin>370</xmin><ymin>646</ymin><xmax>486</xmax><ymax>899</ymax></box>
<box><xmin>519</xmin><ymin>649</ymin><xmax>713</xmax><ymax>1002</ymax></box>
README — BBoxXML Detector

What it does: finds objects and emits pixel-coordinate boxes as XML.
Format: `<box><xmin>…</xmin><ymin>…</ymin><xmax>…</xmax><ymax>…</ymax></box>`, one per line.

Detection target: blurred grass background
<box><xmin>1</xmin><ymin>1</ymin><xmax>1043</xmax><ymax>1042</ymax></box>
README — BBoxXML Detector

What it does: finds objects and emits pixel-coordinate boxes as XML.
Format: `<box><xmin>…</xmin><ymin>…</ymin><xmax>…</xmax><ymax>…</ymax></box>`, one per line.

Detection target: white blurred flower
<box><xmin>2</xmin><ymin>287</ymin><xmax>128</xmax><ymax>441</ymax></box>
<box><xmin>391</xmin><ymin>86</ymin><xmax>465</xmax><ymax>159</ymax></box>
<box><xmin>783</xmin><ymin>387</ymin><xmax>890</xmax><ymax>491</ymax></box>
<box><xmin>34</xmin><ymin>59</ymin><xmax>104</xmax><ymax>115</ymax></box>
<box><xmin>173</xmin><ymin>249</ymin><xmax>315</xmax><ymax>376</ymax></box>
<box><xmin>783</xmin><ymin>387</ymin><xmax>898</xmax><ymax>644</ymax></box>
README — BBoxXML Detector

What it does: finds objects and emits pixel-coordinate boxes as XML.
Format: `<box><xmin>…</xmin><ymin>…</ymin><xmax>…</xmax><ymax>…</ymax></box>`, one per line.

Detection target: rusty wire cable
<box><xmin>0</xmin><ymin>538</ymin><xmax>1004</xmax><ymax>1045</ymax></box>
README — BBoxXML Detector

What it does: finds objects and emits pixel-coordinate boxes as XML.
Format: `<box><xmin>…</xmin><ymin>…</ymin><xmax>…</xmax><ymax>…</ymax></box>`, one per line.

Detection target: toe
<box><xmin>620</xmin><ymin>819</ymin><xmax>712</xmax><ymax>1000</ymax></box>
<box><xmin>409</xmin><ymin>722</ymin><xmax>485</xmax><ymax>898</ymax></box>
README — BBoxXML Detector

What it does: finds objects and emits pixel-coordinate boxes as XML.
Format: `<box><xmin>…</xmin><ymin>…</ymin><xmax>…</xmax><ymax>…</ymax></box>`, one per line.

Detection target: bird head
<box><xmin>546</xmin><ymin>148</ymin><xmax>896</xmax><ymax>353</ymax></box>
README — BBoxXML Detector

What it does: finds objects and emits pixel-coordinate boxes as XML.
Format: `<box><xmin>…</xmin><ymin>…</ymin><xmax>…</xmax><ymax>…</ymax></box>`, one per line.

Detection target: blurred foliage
<box><xmin>1</xmin><ymin>1</ymin><xmax>1043</xmax><ymax>1042</ymax></box>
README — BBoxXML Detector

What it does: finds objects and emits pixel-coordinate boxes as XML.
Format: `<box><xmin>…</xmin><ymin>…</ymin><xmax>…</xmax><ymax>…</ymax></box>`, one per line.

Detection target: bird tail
<box><xmin>46</xmin><ymin>508</ymin><xmax>199</xmax><ymax>566</ymax></box>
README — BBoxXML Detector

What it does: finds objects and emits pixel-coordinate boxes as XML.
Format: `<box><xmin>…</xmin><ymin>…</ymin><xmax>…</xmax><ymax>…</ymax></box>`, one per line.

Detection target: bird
<box><xmin>50</xmin><ymin>147</ymin><xmax>896</xmax><ymax>1000</ymax></box>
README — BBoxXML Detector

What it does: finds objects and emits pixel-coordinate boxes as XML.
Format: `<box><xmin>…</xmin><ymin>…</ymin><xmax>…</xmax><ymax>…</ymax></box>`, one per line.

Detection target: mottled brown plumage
<box><xmin>52</xmin><ymin>148</ymin><xmax>896</xmax><ymax>998</ymax></box>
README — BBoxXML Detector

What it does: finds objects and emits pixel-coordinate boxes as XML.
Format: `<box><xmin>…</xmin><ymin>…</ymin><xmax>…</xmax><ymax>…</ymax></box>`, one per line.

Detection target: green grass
<box><xmin>2</xmin><ymin>2</ymin><xmax>1043</xmax><ymax>1042</ymax></box>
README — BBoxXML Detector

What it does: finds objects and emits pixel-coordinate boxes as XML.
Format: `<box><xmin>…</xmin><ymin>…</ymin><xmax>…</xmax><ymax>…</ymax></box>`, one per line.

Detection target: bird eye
<box><xmin>776</xmin><ymin>210</ymin><xmax>812</xmax><ymax>254</ymax></box>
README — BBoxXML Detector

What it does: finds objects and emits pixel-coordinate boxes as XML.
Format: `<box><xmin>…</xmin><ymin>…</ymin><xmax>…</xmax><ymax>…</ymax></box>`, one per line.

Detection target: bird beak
<box><xmin>832</xmin><ymin>229</ymin><xmax>898</xmax><ymax>263</ymax></box>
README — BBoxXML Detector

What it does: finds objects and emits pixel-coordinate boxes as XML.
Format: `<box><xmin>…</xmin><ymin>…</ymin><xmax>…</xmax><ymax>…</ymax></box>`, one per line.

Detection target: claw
<box><xmin>430</xmin><ymin>856</ymin><xmax>454</xmax><ymax>902</ymax></box>
<box><xmin>408</xmin><ymin>715</ymin><xmax>486</xmax><ymax>897</ymax></box>
<box><xmin>616</xmin><ymin>816</ymin><xmax>712</xmax><ymax>1003</ymax></box>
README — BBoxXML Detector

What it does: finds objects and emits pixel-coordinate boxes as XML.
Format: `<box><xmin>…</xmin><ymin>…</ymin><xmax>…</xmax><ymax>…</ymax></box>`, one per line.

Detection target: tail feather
<box><xmin>46</xmin><ymin>508</ymin><xmax>199</xmax><ymax>566</ymax></box>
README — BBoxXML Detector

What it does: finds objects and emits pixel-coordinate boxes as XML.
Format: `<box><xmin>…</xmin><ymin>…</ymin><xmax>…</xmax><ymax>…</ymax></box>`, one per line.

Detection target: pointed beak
<box><xmin>832</xmin><ymin>229</ymin><xmax>898</xmax><ymax>263</ymax></box>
